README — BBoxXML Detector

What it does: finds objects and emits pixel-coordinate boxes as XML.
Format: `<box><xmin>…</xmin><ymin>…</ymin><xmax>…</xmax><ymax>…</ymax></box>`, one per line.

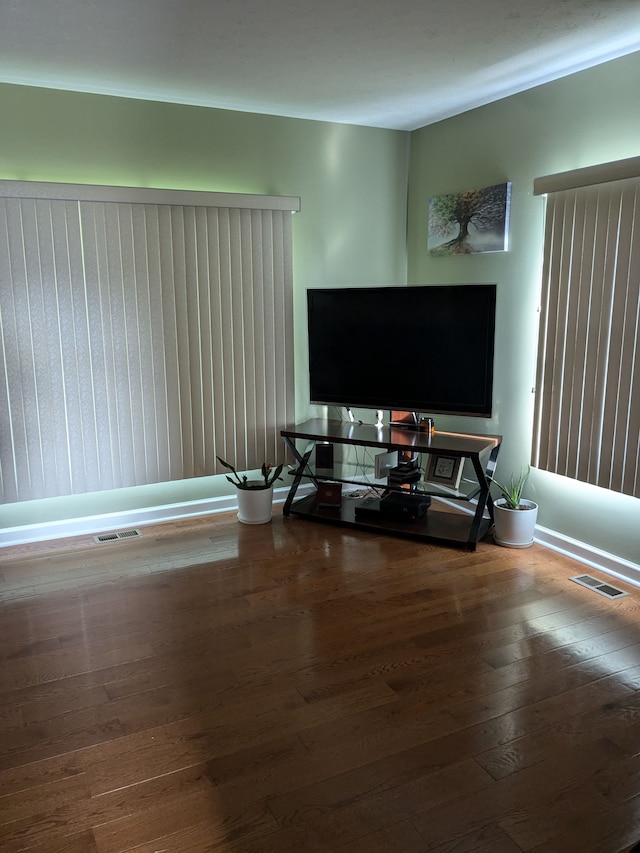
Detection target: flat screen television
<box><xmin>307</xmin><ymin>284</ymin><xmax>496</xmax><ymax>418</ymax></box>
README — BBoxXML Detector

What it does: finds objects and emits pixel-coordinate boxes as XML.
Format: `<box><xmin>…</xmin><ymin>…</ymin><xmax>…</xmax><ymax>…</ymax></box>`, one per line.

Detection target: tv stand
<box><xmin>280</xmin><ymin>419</ymin><xmax>501</xmax><ymax>551</ymax></box>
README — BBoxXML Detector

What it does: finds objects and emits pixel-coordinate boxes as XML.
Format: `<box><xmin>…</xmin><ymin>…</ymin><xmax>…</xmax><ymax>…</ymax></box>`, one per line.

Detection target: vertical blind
<box><xmin>0</xmin><ymin>182</ymin><xmax>299</xmax><ymax>503</ymax></box>
<box><xmin>532</xmin><ymin>165</ymin><xmax>640</xmax><ymax>498</ymax></box>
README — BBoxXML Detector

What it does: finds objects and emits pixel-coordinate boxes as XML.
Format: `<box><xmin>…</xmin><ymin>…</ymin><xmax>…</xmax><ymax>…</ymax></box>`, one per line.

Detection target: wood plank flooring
<box><xmin>1</xmin><ymin>508</ymin><xmax>640</xmax><ymax>851</ymax></box>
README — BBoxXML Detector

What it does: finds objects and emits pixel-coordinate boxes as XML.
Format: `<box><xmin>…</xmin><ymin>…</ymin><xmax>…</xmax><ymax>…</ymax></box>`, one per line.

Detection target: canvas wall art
<box><xmin>428</xmin><ymin>181</ymin><xmax>511</xmax><ymax>255</ymax></box>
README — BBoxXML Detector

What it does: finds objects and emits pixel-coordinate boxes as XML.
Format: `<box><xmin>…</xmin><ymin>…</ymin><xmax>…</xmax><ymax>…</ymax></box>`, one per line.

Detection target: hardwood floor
<box><xmin>1</xmin><ymin>507</ymin><xmax>640</xmax><ymax>852</ymax></box>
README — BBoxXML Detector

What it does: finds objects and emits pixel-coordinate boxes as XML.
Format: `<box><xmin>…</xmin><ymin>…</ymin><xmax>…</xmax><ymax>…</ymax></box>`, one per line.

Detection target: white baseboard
<box><xmin>2</xmin><ymin>489</ymin><xmax>639</xmax><ymax>592</ymax></box>
<box><xmin>533</xmin><ymin>524</ymin><xmax>640</xmax><ymax>589</ymax></box>
<box><xmin>0</xmin><ymin>485</ymin><xmax>312</xmax><ymax>549</ymax></box>
<box><xmin>436</xmin><ymin>497</ymin><xmax>640</xmax><ymax>589</ymax></box>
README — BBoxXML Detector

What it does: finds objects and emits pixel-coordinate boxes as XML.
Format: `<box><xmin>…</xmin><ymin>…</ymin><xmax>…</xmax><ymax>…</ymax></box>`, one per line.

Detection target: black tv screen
<box><xmin>307</xmin><ymin>284</ymin><xmax>496</xmax><ymax>418</ymax></box>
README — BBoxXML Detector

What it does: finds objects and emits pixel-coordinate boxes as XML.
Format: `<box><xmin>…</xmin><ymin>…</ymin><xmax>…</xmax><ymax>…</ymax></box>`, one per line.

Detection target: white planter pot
<box><xmin>236</xmin><ymin>483</ymin><xmax>274</xmax><ymax>524</ymax></box>
<box><xmin>493</xmin><ymin>498</ymin><xmax>538</xmax><ymax>548</ymax></box>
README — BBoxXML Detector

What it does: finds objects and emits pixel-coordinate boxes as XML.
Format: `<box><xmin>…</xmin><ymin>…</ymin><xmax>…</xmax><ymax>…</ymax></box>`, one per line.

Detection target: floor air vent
<box><xmin>570</xmin><ymin>574</ymin><xmax>629</xmax><ymax>599</ymax></box>
<box><xmin>94</xmin><ymin>529</ymin><xmax>142</xmax><ymax>543</ymax></box>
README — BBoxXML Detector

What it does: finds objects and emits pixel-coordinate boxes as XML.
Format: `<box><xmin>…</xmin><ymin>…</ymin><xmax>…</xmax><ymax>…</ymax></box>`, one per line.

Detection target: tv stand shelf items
<box><xmin>280</xmin><ymin>419</ymin><xmax>502</xmax><ymax>551</ymax></box>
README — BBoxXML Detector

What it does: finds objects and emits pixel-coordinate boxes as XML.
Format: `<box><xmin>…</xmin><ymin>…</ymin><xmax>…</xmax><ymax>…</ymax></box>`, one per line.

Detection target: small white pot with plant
<box><xmin>217</xmin><ymin>457</ymin><xmax>284</xmax><ymax>525</ymax></box>
<box><xmin>490</xmin><ymin>465</ymin><xmax>538</xmax><ymax>548</ymax></box>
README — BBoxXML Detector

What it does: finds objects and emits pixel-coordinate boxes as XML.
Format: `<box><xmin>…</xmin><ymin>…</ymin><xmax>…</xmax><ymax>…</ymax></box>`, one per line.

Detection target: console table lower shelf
<box><xmin>285</xmin><ymin>491</ymin><xmax>493</xmax><ymax>550</ymax></box>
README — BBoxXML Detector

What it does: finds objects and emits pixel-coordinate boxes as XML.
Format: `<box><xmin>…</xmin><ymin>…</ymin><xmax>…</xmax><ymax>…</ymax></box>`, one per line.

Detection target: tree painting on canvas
<box><xmin>428</xmin><ymin>182</ymin><xmax>511</xmax><ymax>255</ymax></box>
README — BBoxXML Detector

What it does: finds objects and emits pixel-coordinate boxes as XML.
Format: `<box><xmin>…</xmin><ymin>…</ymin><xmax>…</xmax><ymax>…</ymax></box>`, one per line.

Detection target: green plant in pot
<box><xmin>490</xmin><ymin>464</ymin><xmax>538</xmax><ymax>548</ymax></box>
<box><xmin>217</xmin><ymin>457</ymin><xmax>283</xmax><ymax>490</ymax></box>
<box><xmin>217</xmin><ymin>456</ymin><xmax>284</xmax><ymax>525</ymax></box>
<box><xmin>491</xmin><ymin>464</ymin><xmax>531</xmax><ymax>509</ymax></box>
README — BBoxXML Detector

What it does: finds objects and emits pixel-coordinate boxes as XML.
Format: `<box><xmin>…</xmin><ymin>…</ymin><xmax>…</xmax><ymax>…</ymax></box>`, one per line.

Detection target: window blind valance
<box><xmin>533</xmin><ymin>155</ymin><xmax>640</xmax><ymax>196</ymax></box>
<box><xmin>0</xmin><ymin>179</ymin><xmax>301</xmax><ymax>211</ymax></box>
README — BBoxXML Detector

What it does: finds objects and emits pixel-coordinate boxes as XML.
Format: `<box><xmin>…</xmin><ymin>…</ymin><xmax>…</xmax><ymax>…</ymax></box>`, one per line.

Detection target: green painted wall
<box><xmin>407</xmin><ymin>51</ymin><xmax>640</xmax><ymax>566</ymax></box>
<box><xmin>0</xmin><ymin>83</ymin><xmax>409</xmax><ymax>529</ymax></box>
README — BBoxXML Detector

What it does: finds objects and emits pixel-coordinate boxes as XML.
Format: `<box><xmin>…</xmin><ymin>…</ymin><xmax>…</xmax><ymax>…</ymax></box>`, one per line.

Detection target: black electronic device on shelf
<box><xmin>388</xmin><ymin>459</ymin><xmax>421</xmax><ymax>486</ymax></box>
<box><xmin>380</xmin><ymin>491</ymin><xmax>431</xmax><ymax>522</ymax></box>
<box><xmin>354</xmin><ymin>492</ymin><xmax>430</xmax><ymax>523</ymax></box>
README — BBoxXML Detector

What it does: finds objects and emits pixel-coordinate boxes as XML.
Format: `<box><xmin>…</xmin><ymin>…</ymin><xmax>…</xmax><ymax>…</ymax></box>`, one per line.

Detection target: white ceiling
<box><xmin>1</xmin><ymin>0</ymin><xmax>640</xmax><ymax>131</ymax></box>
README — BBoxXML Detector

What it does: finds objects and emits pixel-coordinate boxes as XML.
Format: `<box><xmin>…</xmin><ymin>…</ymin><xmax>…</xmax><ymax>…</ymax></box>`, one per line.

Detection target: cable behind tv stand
<box><xmin>280</xmin><ymin>418</ymin><xmax>502</xmax><ymax>551</ymax></box>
